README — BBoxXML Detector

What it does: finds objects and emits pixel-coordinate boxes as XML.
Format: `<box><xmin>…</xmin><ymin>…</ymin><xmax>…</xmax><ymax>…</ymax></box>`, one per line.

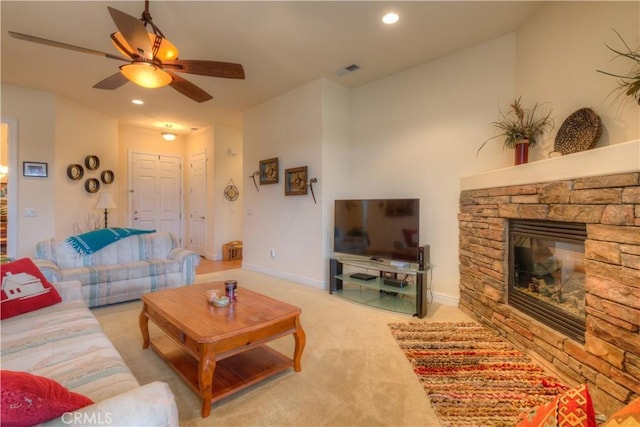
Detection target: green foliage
<box><xmin>597</xmin><ymin>29</ymin><xmax>640</xmax><ymax>105</ymax></box>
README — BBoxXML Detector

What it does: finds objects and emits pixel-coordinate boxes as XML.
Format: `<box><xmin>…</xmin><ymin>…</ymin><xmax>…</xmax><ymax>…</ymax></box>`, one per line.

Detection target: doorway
<box><xmin>1</xmin><ymin>119</ymin><xmax>17</xmax><ymax>259</ymax></box>
<box><xmin>188</xmin><ymin>150</ymin><xmax>207</xmax><ymax>255</ymax></box>
<box><xmin>129</xmin><ymin>152</ymin><xmax>183</xmax><ymax>245</ymax></box>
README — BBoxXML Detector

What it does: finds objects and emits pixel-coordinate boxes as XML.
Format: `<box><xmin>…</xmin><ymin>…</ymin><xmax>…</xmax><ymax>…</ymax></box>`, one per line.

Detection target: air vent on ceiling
<box><xmin>335</xmin><ymin>64</ymin><xmax>361</xmax><ymax>77</ymax></box>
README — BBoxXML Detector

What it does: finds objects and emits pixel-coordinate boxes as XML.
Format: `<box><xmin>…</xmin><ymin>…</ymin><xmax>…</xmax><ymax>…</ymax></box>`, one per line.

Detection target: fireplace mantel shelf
<box><xmin>461</xmin><ymin>139</ymin><xmax>640</xmax><ymax>191</ymax></box>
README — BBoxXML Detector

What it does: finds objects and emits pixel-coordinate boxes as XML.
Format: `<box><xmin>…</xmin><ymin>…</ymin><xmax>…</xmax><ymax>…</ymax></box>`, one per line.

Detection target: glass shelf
<box><xmin>332</xmin><ymin>286</ymin><xmax>417</xmax><ymax>315</ymax></box>
<box><xmin>334</xmin><ymin>274</ymin><xmax>417</xmax><ymax>296</ymax></box>
<box><xmin>332</xmin><ymin>255</ymin><xmax>430</xmax><ymax>275</ymax></box>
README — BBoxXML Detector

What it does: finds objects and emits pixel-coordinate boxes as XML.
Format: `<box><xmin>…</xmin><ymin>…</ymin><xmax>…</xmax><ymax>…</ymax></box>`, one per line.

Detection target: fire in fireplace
<box><xmin>508</xmin><ymin>220</ymin><xmax>587</xmax><ymax>343</ymax></box>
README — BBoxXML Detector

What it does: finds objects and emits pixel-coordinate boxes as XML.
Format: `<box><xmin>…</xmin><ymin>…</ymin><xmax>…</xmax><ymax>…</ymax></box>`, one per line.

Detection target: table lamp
<box><xmin>95</xmin><ymin>192</ymin><xmax>117</xmax><ymax>228</ymax></box>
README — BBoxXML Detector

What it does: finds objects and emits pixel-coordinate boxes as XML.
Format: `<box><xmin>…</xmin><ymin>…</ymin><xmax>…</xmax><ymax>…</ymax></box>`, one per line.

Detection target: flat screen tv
<box><xmin>333</xmin><ymin>198</ymin><xmax>420</xmax><ymax>263</ymax></box>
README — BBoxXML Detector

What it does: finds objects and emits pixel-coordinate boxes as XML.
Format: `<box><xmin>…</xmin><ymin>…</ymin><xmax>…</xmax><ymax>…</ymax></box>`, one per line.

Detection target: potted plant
<box><xmin>597</xmin><ymin>29</ymin><xmax>640</xmax><ymax>105</ymax></box>
<box><xmin>477</xmin><ymin>97</ymin><xmax>553</xmax><ymax>165</ymax></box>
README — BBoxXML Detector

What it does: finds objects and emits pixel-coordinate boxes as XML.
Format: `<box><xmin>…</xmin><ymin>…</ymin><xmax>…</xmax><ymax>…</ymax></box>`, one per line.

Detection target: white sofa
<box><xmin>33</xmin><ymin>231</ymin><xmax>201</xmax><ymax>308</ymax></box>
<box><xmin>0</xmin><ymin>280</ymin><xmax>178</xmax><ymax>426</ymax></box>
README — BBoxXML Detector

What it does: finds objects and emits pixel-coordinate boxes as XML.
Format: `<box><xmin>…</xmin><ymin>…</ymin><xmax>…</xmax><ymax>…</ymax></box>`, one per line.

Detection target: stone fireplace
<box><xmin>458</xmin><ymin>140</ymin><xmax>639</xmax><ymax>416</ymax></box>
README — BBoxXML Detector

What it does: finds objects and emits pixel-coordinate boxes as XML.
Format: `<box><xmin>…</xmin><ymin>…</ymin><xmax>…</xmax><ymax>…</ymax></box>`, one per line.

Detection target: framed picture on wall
<box><xmin>23</xmin><ymin>162</ymin><xmax>48</xmax><ymax>177</ymax></box>
<box><xmin>284</xmin><ymin>166</ymin><xmax>308</xmax><ymax>196</ymax></box>
<box><xmin>259</xmin><ymin>157</ymin><xmax>279</xmax><ymax>185</ymax></box>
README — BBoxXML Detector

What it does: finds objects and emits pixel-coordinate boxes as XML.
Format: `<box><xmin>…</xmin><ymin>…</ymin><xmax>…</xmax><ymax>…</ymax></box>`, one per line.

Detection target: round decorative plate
<box><xmin>100</xmin><ymin>170</ymin><xmax>115</xmax><ymax>184</ymax></box>
<box><xmin>554</xmin><ymin>108</ymin><xmax>602</xmax><ymax>155</ymax></box>
<box><xmin>84</xmin><ymin>178</ymin><xmax>100</xmax><ymax>193</ymax></box>
<box><xmin>84</xmin><ymin>155</ymin><xmax>100</xmax><ymax>170</ymax></box>
<box><xmin>224</xmin><ymin>184</ymin><xmax>239</xmax><ymax>201</ymax></box>
<box><xmin>66</xmin><ymin>164</ymin><xmax>84</xmax><ymax>180</ymax></box>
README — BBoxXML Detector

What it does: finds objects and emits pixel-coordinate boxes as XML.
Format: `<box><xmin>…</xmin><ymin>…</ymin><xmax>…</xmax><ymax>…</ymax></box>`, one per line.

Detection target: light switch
<box><xmin>24</xmin><ymin>208</ymin><xmax>37</xmax><ymax>217</ymax></box>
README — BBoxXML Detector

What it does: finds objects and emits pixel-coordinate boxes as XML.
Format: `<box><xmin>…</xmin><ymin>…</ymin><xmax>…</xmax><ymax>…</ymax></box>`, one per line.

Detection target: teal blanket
<box><xmin>64</xmin><ymin>228</ymin><xmax>156</xmax><ymax>255</ymax></box>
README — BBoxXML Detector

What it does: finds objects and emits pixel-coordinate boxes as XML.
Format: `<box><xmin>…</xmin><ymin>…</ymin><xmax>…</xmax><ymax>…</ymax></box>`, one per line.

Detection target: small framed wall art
<box><xmin>259</xmin><ymin>157</ymin><xmax>279</xmax><ymax>185</ymax></box>
<box><xmin>284</xmin><ymin>166</ymin><xmax>308</xmax><ymax>196</ymax></box>
<box><xmin>23</xmin><ymin>162</ymin><xmax>48</xmax><ymax>177</ymax></box>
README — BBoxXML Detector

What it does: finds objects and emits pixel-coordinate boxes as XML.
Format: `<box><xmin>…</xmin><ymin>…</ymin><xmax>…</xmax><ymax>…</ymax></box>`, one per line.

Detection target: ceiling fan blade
<box><xmin>107</xmin><ymin>6</ymin><xmax>153</xmax><ymax>60</ymax></box>
<box><xmin>162</xmin><ymin>60</ymin><xmax>245</xmax><ymax>80</ymax></box>
<box><xmin>166</xmin><ymin>71</ymin><xmax>213</xmax><ymax>103</ymax></box>
<box><xmin>93</xmin><ymin>72</ymin><xmax>129</xmax><ymax>90</ymax></box>
<box><xmin>8</xmin><ymin>31</ymin><xmax>128</xmax><ymax>61</ymax></box>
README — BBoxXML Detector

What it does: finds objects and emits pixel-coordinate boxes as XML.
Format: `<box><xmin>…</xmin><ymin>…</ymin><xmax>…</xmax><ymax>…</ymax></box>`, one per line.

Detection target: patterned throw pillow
<box><xmin>0</xmin><ymin>257</ymin><xmax>62</xmax><ymax>319</ymax></box>
<box><xmin>516</xmin><ymin>383</ymin><xmax>596</xmax><ymax>427</ymax></box>
<box><xmin>0</xmin><ymin>370</ymin><xmax>93</xmax><ymax>426</ymax></box>
<box><xmin>603</xmin><ymin>396</ymin><xmax>640</xmax><ymax>427</ymax></box>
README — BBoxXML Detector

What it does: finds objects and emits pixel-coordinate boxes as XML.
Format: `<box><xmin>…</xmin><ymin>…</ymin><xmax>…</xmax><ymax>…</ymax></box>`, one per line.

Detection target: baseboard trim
<box><xmin>431</xmin><ymin>292</ymin><xmax>459</xmax><ymax>307</ymax></box>
<box><xmin>242</xmin><ymin>263</ymin><xmax>324</xmax><ymax>289</ymax></box>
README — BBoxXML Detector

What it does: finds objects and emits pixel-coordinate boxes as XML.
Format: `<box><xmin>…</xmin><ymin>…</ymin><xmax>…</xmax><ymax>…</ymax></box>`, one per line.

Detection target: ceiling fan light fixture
<box><xmin>111</xmin><ymin>32</ymin><xmax>179</xmax><ymax>61</ymax></box>
<box><xmin>154</xmin><ymin>36</ymin><xmax>179</xmax><ymax>61</ymax></box>
<box><xmin>120</xmin><ymin>62</ymin><xmax>172</xmax><ymax>88</ymax></box>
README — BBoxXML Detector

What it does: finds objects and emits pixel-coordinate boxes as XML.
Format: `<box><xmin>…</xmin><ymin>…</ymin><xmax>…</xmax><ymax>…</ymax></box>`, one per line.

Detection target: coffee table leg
<box><xmin>199</xmin><ymin>346</ymin><xmax>216</xmax><ymax>418</ymax></box>
<box><xmin>139</xmin><ymin>303</ymin><xmax>150</xmax><ymax>349</ymax></box>
<box><xmin>293</xmin><ymin>315</ymin><xmax>306</xmax><ymax>372</ymax></box>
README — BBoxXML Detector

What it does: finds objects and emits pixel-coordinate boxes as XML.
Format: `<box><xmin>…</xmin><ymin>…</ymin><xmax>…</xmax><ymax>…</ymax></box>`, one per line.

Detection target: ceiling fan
<box><xmin>8</xmin><ymin>0</ymin><xmax>245</xmax><ymax>103</ymax></box>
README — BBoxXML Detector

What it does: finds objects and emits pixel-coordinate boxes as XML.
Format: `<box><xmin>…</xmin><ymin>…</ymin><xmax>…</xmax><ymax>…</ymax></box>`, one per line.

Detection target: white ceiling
<box><xmin>1</xmin><ymin>1</ymin><xmax>541</xmax><ymax>134</ymax></box>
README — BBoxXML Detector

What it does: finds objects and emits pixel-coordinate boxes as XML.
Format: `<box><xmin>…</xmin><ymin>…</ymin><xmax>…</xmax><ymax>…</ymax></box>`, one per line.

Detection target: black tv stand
<box><xmin>329</xmin><ymin>257</ymin><xmax>430</xmax><ymax>318</ymax></box>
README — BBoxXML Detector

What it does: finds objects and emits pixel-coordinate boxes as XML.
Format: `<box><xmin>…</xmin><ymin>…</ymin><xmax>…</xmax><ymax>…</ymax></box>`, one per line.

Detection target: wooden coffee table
<box><xmin>139</xmin><ymin>282</ymin><xmax>306</xmax><ymax>418</ymax></box>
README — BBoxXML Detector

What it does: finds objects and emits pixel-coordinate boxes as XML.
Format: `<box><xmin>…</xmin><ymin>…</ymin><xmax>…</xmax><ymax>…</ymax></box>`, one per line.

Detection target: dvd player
<box><xmin>383</xmin><ymin>277</ymin><xmax>408</xmax><ymax>288</ymax></box>
<box><xmin>350</xmin><ymin>272</ymin><xmax>376</xmax><ymax>281</ymax></box>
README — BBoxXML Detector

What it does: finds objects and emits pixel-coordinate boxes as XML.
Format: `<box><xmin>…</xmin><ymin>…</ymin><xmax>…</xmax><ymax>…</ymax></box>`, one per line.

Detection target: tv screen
<box><xmin>333</xmin><ymin>198</ymin><xmax>420</xmax><ymax>262</ymax></box>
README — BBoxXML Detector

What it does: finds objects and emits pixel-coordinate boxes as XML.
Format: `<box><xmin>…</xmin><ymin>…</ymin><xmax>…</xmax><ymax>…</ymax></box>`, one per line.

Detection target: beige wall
<box><xmin>55</xmin><ymin>97</ymin><xmax>118</xmax><ymax>238</ymax></box>
<box><xmin>212</xmin><ymin>125</ymin><xmax>243</xmax><ymax>260</ymax></box>
<box><xmin>1</xmin><ymin>84</ymin><xmax>56</xmax><ymax>257</ymax></box>
<box><xmin>1</xmin><ymin>2</ymin><xmax>638</xmax><ymax>288</ymax></box>
<box><xmin>517</xmin><ymin>1</ymin><xmax>640</xmax><ymax>161</ymax></box>
<box><xmin>243</xmin><ymin>1</ymin><xmax>639</xmax><ymax>299</ymax></box>
<box><xmin>243</xmin><ymin>79</ymin><xmax>326</xmax><ymax>287</ymax></box>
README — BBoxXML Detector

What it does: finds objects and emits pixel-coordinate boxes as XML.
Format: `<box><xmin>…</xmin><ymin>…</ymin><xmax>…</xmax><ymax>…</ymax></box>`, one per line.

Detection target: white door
<box><xmin>130</xmin><ymin>152</ymin><xmax>182</xmax><ymax>244</ymax></box>
<box><xmin>189</xmin><ymin>151</ymin><xmax>207</xmax><ymax>255</ymax></box>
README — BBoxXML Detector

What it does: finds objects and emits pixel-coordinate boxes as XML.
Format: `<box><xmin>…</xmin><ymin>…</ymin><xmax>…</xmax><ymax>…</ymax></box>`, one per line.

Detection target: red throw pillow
<box><xmin>1</xmin><ymin>257</ymin><xmax>62</xmax><ymax>319</ymax></box>
<box><xmin>516</xmin><ymin>383</ymin><xmax>596</xmax><ymax>427</ymax></box>
<box><xmin>603</xmin><ymin>396</ymin><xmax>640</xmax><ymax>427</ymax></box>
<box><xmin>0</xmin><ymin>370</ymin><xmax>94</xmax><ymax>426</ymax></box>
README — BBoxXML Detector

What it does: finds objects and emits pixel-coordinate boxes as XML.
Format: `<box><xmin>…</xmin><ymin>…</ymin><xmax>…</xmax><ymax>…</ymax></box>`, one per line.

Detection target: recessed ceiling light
<box><xmin>382</xmin><ymin>12</ymin><xmax>399</xmax><ymax>25</ymax></box>
<box><xmin>132</xmin><ymin>99</ymin><xmax>144</xmax><ymax>105</ymax></box>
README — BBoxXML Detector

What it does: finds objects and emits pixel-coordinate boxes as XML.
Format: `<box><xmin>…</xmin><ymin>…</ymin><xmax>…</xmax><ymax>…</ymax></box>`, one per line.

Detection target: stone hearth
<box><xmin>458</xmin><ymin>143</ymin><xmax>639</xmax><ymax>417</ymax></box>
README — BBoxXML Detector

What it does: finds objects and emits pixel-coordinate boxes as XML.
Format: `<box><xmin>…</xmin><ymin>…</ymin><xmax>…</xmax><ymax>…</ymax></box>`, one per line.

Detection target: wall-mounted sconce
<box><xmin>249</xmin><ymin>171</ymin><xmax>259</xmax><ymax>192</ymax></box>
<box><xmin>309</xmin><ymin>177</ymin><xmax>318</xmax><ymax>204</ymax></box>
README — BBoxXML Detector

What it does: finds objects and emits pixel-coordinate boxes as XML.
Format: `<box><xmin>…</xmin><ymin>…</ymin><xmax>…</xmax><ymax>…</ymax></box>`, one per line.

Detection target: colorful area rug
<box><xmin>388</xmin><ymin>322</ymin><xmax>569</xmax><ymax>427</ymax></box>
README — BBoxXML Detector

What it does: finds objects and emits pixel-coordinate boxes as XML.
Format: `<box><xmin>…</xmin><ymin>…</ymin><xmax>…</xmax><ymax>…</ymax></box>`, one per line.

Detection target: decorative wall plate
<box><xmin>224</xmin><ymin>180</ymin><xmax>239</xmax><ymax>201</ymax></box>
<box><xmin>84</xmin><ymin>178</ymin><xmax>100</xmax><ymax>193</ymax></box>
<box><xmin>84</xmin><ymin>155</ymin><xmax>100</xmax><ymax>170</ymax></box>
<box><xmin>100</xmin><ymin>170</ymin><xmax>115</xmax><ymax>184</ymax></box>
<box><xmin>66</xmin><ymin>164</ymin><xmax>84</xmax><ymax>180</ymax></box>
<box><xmin>554</xmin><ymin>108</ymin><xmax>602</xmax><ymax>155</ymax></box>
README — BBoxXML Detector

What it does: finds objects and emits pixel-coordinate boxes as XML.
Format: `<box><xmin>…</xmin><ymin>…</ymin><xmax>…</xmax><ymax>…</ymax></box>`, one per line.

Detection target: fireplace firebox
<box><xmin>508</xmin><ymin>220</ymin><xmax>586</xmax><ymax>343</ymax></box>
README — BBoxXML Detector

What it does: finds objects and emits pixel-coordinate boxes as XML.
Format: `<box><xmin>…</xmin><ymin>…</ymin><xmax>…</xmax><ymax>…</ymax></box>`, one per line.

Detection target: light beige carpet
<box><xmin>91</xmin><ymin>269</ymin><xmax>473</xmax><ymax>426</ymax></box>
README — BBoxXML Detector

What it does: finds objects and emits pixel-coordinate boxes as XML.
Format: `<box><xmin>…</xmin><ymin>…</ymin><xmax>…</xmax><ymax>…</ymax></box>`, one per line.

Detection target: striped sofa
<box><xmin>33</xmin><ymin>231</ymin><xmax>201</xmax><ymax>308</ymax></box>
<box><xmin>0</xmin><ymin>280</ymin><xmax>178</xmax><ymax>425</ymax></box>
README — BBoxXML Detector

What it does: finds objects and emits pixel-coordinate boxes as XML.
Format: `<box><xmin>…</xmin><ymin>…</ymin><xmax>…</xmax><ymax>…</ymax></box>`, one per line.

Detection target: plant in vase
<box><xmin>597</xmin><ymin>29</ymin><xmax>640</xmax><ymax>105</ymax></box>
<box><xmin>477</xmin><ymin>97</ymin><xmax>553</xmax><ymax>165</ymax></box>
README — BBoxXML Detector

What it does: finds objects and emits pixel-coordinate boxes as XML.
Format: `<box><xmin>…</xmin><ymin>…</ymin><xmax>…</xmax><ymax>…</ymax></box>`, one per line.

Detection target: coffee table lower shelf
<box><xmin>149</xmin><ymin>335</ymin><xmax>294</xmax><ymax>404</ymax></box>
